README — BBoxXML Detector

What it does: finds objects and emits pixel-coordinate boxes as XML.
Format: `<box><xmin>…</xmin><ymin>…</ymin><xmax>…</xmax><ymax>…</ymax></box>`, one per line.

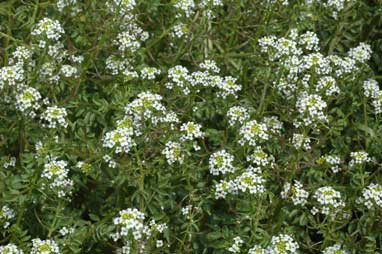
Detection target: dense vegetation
<box><xmin>1</xmin><ymin>0</ymin><xmax>382</xmax><ymax>253</ymax></box>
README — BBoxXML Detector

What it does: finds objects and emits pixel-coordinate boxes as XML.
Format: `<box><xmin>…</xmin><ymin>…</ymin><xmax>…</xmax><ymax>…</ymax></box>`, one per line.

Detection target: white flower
<box><xmin>0</xmin><ymin>65</ymin><xmax>24</xmax><ymax>88</ymax></box>
<box><xmin>31</xmin><ymin>239</ymin><xmax>60</xmax><ymax>254</ymax></box>
<box><xmin>227</xmin><ymin>106</ymin><xmax>249</xmax><ymax>126</ymax></box>
<box><xmin>349</xmin><ymin>151</ymin><xmax>371</xmax><ymax>167</ymax></box>
<box><xmin>42</xmin><ymin>159</ymin><xmax>73</xmax><ymax>198</ymax></box>
<box><xmin>322</xmin><ymin>244</ymin><xmax>348</xmax><ymax>254</ymax></box>
<box><xmin>217</xmin><ymin>76</ymin><xmax>241</xmax><ymax>98</ymax></box>
<box><xmin>357</xmin><ymin>183</ymin><xmax>382</xmax><ymax>210</ymax></box>
<box><xmin>209</xmin><ymin>150</ymin><xmax>235</xmax><ymax>175</ymax></box>
<box><xmin>246</xmin><ymin>146</ymin><xmax>275</xmax><ymax>168</ymax></box>
<box><xmin>174</xmin><ymin>0</ymin><xmax>195</xmax><ymax>17</ymax></box>
<box><xmin>316</xmin><ymin>76</ymin><xmax>339</xmax><ymax>96</ymax></box>
<box><xmin>0</xmin><ymin>244</ymin><xmax>24</xmax><ymax>254</ymax></box>
<box><xmin>162</xmin><ymin>141</ymin><xmax>184</xmax><ymax>165</ymax></box>
<box><xmin>31</xmin><ymin>18</ymin><xmax>64</xmax><ymax>41</ymax></box>
<box><xmin>235</xmin><ymin>170</ymin><xmax>266</xmax><ymax>195</ymax></box>
<box><xmin>348</xmin><ymin>42</ymin><xmax>372</xmax><ymax>63</ymax></box>
<box><xmin>318</xmin><ymin>155</ymin><xmax>341</xmax><ymax>173</ymax></box>
<box><xmin>239</xmin><ymin>120</ymin><xmax>269</xmax><ymax>146</ymax></box>
<box><xmin>0</xmin><ymin>206</ymin><xmax>15</xmax><ymax>229</ymax></box>
<box><xmin>215</xmin><ymin>179</ymin><xmax>237</xmax><ymax>199</ymax></box>
<box><xmin>103</xmin><ymin>128</ymin><xmax>136</xmax><ymax>154</ymax></box>
<box><xmin>248</xmin><ymin>245</ymin><xmax>267</xmax><ymax>254</ymax></box>
<box><xmin>60</xmin><ymin>65</ymin><xmax>78</xmax><ymax>78</ymax></box>
<box><xmin>15</xmin><ymin>86</ymin><xmax>42</xmax><ymax>112</ymax></box>
<box><xmin>291</xmin><ymin>133</ymin><xmax>311</xmax><ymax>151</ymax></box>
<box><xmin>281</xmin><ymin>181</ymin><xmax>309</xmax><ymax>206</ymax></box>
<box><xmin>312</xmin><ymin>186</ymin><xmax>345</xmax><ymax>216</ymax></box>
<box><xmin>269</xmin><ymin>234</ymin><xmax>299</xmax><ymax>254</ymax></box>
<box><xmin>171</xmin><ymin>23</ymin><xmax>190</xmax><ymax>39</ymax></box>
<box><xmin>42</xmin><ymin>106</ymin><xmax>68</xmax><ymax>128</ymax></box>
<box><xmin>296</xmin><ymin>92</ymin><xmax>327</xmax><ymax>126</ymax></box>
<box><xmin>140</xmin><ymin>67</ymin><xmax>161</xmax><ymax>80</ymax></box>
<box><xmin>180</xmin><ymin>122</ymin><xmax>204</xmax><ymax>141</ymax></box>
<box><xmin>228</xmin><ymin>236</ymin><xmax>243</xmax><ymax>253</ymax></box>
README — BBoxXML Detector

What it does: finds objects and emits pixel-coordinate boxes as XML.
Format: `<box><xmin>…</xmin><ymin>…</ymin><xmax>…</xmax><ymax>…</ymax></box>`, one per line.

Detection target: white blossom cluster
<box><xmin>236</xmin><ymin>170</ymin><xmax>266</xmax><ymax>195</ymax></box>
<box><xmin>140</xmin><ymin>67</ymin><xmax>161</xmax><ymax>80</ymax></box>
<box><xmin>269</xmin><ymin>234</ymin><xmax>299</xmax><ymax>254</ymax></box>
<box><xmin>239</xmin><ymin>120</ymin><xmax>269</xmax><ymax>146</ymax></box>
<box><xmin>311</xmin><ymin>186</ymin><xmax>345</xmax><ymax>216</ymax></box>
<box><xmin>104</xmin><ymin>92</ymin><xmax>179</xmax><ymax>156</ymax></box>
<box><xmin>103</xmin><ymin>155</ymin><xmax>117</xmax><ymax>168</ymax></box>
<box><xmin>357</xmin><ymin>183</ymin><xmax>382</xmax><ymax>210</ymax></box>
<box><xmin>103</xmin><ymin>128</ymin><xmax>136</xmax><ymax>154</ymax></box>
<box><xmin>281</xmin><ymin>181</ymin><xmax>309</xmax><ymax>206</ymax></box>
<box><xmin>3</xmin><ymin>157</ymin><xmax>16</xmax><ymax>169</ymax></box>
<box><xmin>349</xmin><ymin>151</ymin><xmax>371</xmax><ymax>167</ymax></box>
<box><xmin>214</xmin><ymin>179</ymin><xmax>238</xmax><ymax>199</ymax></box>
<box><xmin>363</xmin><ymin>79</ymin><xmax>382</xmax><ymax>114</ymax></box>
<box><xmin>114</xmin><ymin>27</ymin><xmax>149</xmax><ymax>54</ymax></box>
<box><xmin>0</xmin><ymin>65</ymin><xmax>24</xmax><ymax>89</ymax></box>
<box><xmin>166</xmin><ymin>60</ymin><xmax>242</xmax><ymax>98</ymax></box>
<box><xmin>214</xmin><ymin>166</ymin><xmax>265</xmax><ymax>198</ymax></box>
<box><xmin>248</xmin><ymin>245</ymin><xmax>268</xmax><ymax>254</ymax></box>
<box><xmin>0</xmin><ymin>205</ymin><xmax>15</xmax><ymax>229</ymax></box>
<box><xmin>228</xmin><ymin>236</ymin><xmax>243</xmax><ymax>253</ymax></box>
<box><xmin>111</xmin><ymin>208</ymin><xmax>167</xmax><ymax>254</ymax></box>
<box><xmin>0</xmin><ymin>244</ymin><xmax>23</xmax><ymax>254</ymax></box>
<box><xmin>227</xmin><ymin>106</ymin><xmax>250</xmax><ymax>126</ymax></box>
<box><xmin>318</xmin><ymin>155</ymin><xmax>341</xmax><ymax>173</ymax></box>
<box><xmin>180</xmin><ymin>122</ymin><xmax>204</xmax><ymax>141</ymax></box>
<box><xmin>322</xmin><ymin>244</ymin><xmax>349</xmax><ymax>254</ymax></box>
<box><xmin>107</xmin><ymin>0</ymin><xmax>136</xmax><ymax>15</ymax></box>
<box><xmin>105</xmin><ymin>57</ymin><xmax>138</xmax><ymax>78</ymax></box>
<box><xmin>162</xmin><ymin>141</ymin><xmax>184</xmax><ymax>165</ymax></box>
<box><xmin>30</xmin><ymin>239</ymin><xmax>60</xmax><ymax>254</ymax></box>
<box><xmin>171</xmin><ymin>22</ymin><xmax>190</xmax><ymax>39</ymax></box>
<box><xmin>42</xmin><ymin>159</ymin><xmax>73</xmax><ymax>198</ymax></box>
<box><xmin>291</xmin><ymin>133</ymin><xmax>311</xmax><ymax>151</ymax></box>
<box><xmin>41</xmin><ymin>106</ymin><xmax>68</xmax><ymax>128</ymax></box>
<box><xmin>57</xmin><ymin>0</ymin><xmax>78</xmax><ymax>12</ymax></box>
<box><xmin>209</xmin><ymin>150</ymin><xmax>236</xmax><ymax>175</ymax></box>
<box><xmin>181</xmin><ymin>205</ymin><xmax>194</xmax><ymax>219</ymax></box>
<box><xmin>246</xmin><ymin>146</ymin><xmax>275</xmax><ymax>168</ymax></box>
<box><xmin>31</xmin><ymin>18</ymin><xmax>64</xmax><ymax>41</ymax></box>
<box><xmin>348</xmin><ymin>42</ymin><xmax>372</xmax><ymax>63</ymax></box>
<box><xmin>15</xmin><ymin>86</ymin><xmax>42</xmax><ymax>114</ymax></box>
<box><xmin>296</xmin><ymin>92</ymin><xmax>328</xmax><ymax>126</ymax></box>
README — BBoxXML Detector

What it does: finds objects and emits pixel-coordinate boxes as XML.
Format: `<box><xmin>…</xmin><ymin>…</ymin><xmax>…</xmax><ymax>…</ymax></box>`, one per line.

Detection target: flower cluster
<box><xmin>0</xmin><ymin>65</ymin><xmax>24</xmax><ymax>88</ymax></box>
<box><xmin>291</xmin><ymin>133</ymin><xmax>311</xmax><ymax>151</ymax></box>
<box><xmin>357</xmin><ymin>183</ymin><xmax>382</xmax><ymax>210</ymax></box>
<box><xmin>317</xmin><ymin>155</ymin><xmax>341</xmax><ymax>173</ymax></box>
<box><xmin>41</xmin><ymin>159</ymin><xmax>73</xmax><ymax>198</ymax></box>
<box><xmin>363</xmin><ymin>79</ymin><xmax>382</xmax><ymax>114</ymax></box>
<box><xmin>349</xmin><ymin>151</ymin><xmax>371</xmax><ymax>167</ymax></box>
<box><xmin>227</xmin><ymin>106</ymin><xmax>250</xmax><ymax>126</ymax></box>
<box><xmin>209</xmin><ymin>150</ymin><xmax>236</xmax><ymax>175</ymax></box>
<box><xmin>111</xmin><ymin>208</ymin><xmax>167</xmax><ymax>254</ymax></box>
<box><xmin>228</xmin><ymin>236</ymin><xmax>243</xmax><ymax>253</ymax></box>
<box><xmin>30</xmin><ymin>239</ymin><xmax>60</xmax><ymax>254</ymax></box>
<box><xmin>166</xmin><ymin>61</ymin><xmax>242</xmax><ymax>98</ymax></box>
<box><xmin>296</xmin><ymin>92</ymin><xmax>328</xmax><ymax>126</ymax></box>
<box><xmin>0</xmin><ymin>205</ymin><xmax>15</xmax><ymax>229</ymax></box>
<box><xmin>15</xmin><ymin>86</ymin><xmax>42</xmax><ymax>114</ymax></box>
<box><xmin>246</xmin><ymin>146</ymin><xmax>275</xmax><ymax>168</ymax></box>
<box><xmin>41</xmin><ymin>106</ymin><xmax>68</xmax><ymax>128</ymax></box>
<box><xmin>322</xmin><ymin>244</ymin><xmax>348</xmax><ymax>254</ymax></box>
<box><xmin>0</xmin><ymin>244</ymin><xmax>23</xmax><ymax>254</ymax></box>
<box><xmin>180</xmin><ymin>122</ymin><xmax>204</xmax><ymax>141</ymax></box>
<box><xmin>162</xmin><ymin>141</ymin><xmax>184</xmax><ymax>165</ymax></box>
<box><xmin>140</xmin><ymin>67</ymin><xmax>161</xmax><ymax>80</ymax></box>
<box><xmin>281</xmin><ymin>181</ymin><xmax>309</xmax><ymax>206</ymax></box>
<box><xmin>239</xmin><ymin>120</ymin><xmax>269</xmax><ymax>146</ymax></box>
<box><xmin>269</xmin><ymin>234</ymin><xmax>299</xmax><ymax>254</ymax></box>
<box><xmin>31</xmin><ymin>18</ymin><xmax>64</xmax><ymax>41</ymax></box>
<box><xmin>311</xmin><ymin>186</ymin><xmax>345</xmax><ymax>216</ymax></box>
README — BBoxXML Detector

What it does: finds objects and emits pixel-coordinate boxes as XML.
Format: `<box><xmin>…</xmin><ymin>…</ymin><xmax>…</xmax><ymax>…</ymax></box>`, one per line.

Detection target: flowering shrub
<box><xmin>1</xmin><ymin>0</ymin><xmax>382</xmax><ymax>253</ymax></box>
